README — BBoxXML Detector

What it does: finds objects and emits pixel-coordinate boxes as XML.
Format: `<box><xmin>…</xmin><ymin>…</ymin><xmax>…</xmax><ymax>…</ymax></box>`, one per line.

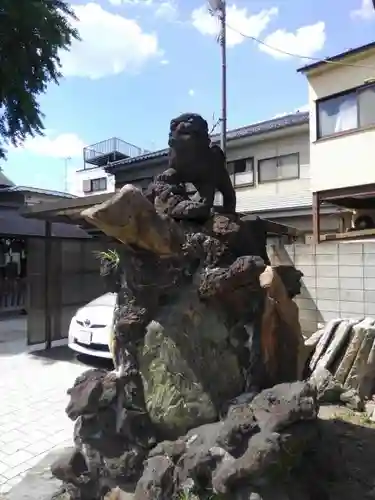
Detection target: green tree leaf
<box><xmin>0</xmin><ymin>0</ymin><xmax>81</xmax><ymax>159</ymax></box>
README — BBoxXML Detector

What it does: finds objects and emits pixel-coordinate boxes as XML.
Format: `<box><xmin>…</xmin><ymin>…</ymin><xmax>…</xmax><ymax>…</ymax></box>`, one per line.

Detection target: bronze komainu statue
<box><xmin>146</xmin><ymin>113</ymin><xmax>236</xmax><ymax>221</ymax></box>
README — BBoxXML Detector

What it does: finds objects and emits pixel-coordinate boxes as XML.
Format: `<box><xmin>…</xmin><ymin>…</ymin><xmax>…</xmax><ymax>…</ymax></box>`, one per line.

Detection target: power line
<box><xmin>226</xmin><ymin>23</ymin><xmax>375</xmax><ymax>70</ymax></box>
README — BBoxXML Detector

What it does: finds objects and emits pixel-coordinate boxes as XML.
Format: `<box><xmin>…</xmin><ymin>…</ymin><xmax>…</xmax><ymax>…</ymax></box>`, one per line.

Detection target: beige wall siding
<box><xmin>306</xmin><ymin>49</ymin><xmax>375</xmax><ymax>192</ymax></box>
<box><xmin>215</xmin><ymin>127</ymin><xmax>312</xmax><ymax>214</ymax></box>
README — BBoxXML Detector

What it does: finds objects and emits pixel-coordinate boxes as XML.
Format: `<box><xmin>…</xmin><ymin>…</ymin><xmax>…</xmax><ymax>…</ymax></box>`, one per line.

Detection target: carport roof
<box><xmin>0</xmin><ymin>207</ymin><xmax>90</xmax><ymax>238</ymax></box>
<box><xmin>21</xmin><ymin>192</ymin><xmax>301</xmax><ymax>238</ymax></box>
<box><xmin>21</xmin><ymin>192</ymin><xmax>112</xmax><ymax>226</ymax></box>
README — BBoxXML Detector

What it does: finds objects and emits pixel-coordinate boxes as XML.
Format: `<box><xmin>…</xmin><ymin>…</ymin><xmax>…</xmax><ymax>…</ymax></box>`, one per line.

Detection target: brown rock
<box><xmin>259</xmin><ymin>266</ymin><xmax>304</xmax><ymax>383</ymax></box>
<box><xmin>81</xmin><ymin>184</ymin><xmax>184</xmax><ymax>256</ymax></box>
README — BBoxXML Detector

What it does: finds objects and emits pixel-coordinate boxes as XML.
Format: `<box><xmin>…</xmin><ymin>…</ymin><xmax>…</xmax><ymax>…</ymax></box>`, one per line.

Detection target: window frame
<box><xmin>316</xmin><ymin>82</ymin><xmax>375</xmax><ymax>140</ymax></box>
<box><xmin>257</xmin><ymin>153</ymin><xmax>300</xmax><ymax>184</ymax></box>
<box><xmin>90</xmin><ymin>177</ymin><xmax>108</xmax><ymax>192</ymax></box>
<box><xmin>227</xmin><ymin>157</ymin><xmax>255</xmax><ymax>187</ymax></box>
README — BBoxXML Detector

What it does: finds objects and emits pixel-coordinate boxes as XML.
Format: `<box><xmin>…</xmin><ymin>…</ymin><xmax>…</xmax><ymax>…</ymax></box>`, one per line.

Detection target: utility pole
<box><xmin>63</xmin><ymin>156</ymin><xmax>72</xmax><ymax>192</ymax></box>
<box><xmin>208</xmin><ymin>0</ymin><xmax>227</xmax><ymax>156</ymax></box>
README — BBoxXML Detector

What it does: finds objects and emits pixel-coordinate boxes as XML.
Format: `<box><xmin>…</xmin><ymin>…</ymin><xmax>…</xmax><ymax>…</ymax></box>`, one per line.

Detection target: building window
<box><xmin>258</xmin><ymin>153</ymin><xmax>300</xmax><ymax>183</ymax></box>
<box><xmin>90</xmin><ymin>177</ymin><xmax>107</xmax><ymax>192</ymax></box>
<box><xmin>317</xmin><ymin>83</ymin><xmax>375</xmax><ymax>138</ymax></box>
<box><xmin>227</xmin><ymin>158</ymin><xmax>254</xmax><ymax>186</ymax></box>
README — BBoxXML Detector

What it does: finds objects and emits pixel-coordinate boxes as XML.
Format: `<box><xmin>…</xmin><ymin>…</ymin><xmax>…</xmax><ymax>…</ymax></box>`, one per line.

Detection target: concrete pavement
<box><xmin>0</xmin><ymin>317</ymin><xmax>88</xmax><ymax>495</ymax></box>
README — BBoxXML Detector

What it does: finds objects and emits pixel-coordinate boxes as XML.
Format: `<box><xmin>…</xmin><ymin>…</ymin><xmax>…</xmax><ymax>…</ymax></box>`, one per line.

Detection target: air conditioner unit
<box><xmin>82</xmin><ymin>179</ymin><xmax>92</xmax><ymax>193</ymax></box>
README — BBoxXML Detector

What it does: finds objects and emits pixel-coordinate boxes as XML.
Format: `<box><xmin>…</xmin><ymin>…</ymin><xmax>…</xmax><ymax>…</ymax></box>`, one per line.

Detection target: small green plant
<box><xmin>94</xmin><ymin>249</ymin><xmax>120</xmax><ymax>274</ymax></box>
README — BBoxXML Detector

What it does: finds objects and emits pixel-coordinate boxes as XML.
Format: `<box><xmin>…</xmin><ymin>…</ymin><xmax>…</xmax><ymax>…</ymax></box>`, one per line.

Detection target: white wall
<box><xmin>68</xmin><ymin>166</ymin><xmax>115</xmax><ymax>197</ymax></box>
<box><xmin>216</xmin><ymin>126</ymin><xmax>312</xmax><ymax>213</ymax></box>
<box><xmin>306</xmin><ymin>49</ymin><xmax>375</xmax><ymax>192</ymax></box>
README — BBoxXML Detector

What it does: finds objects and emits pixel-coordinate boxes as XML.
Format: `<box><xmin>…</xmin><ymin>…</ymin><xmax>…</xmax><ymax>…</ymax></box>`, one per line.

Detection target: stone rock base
<box><xmin>50</xmin><ymin>382</ymin><xmax>320</xmax><ymax>500</ymax></box>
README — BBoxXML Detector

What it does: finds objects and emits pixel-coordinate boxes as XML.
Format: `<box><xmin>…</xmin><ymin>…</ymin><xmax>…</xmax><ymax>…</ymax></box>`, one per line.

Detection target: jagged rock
<box><xmin>51</xmin><ymin>484</ymin><xmax>81</xmax><ymax>500</ymax></box>
<box><xmin>217</xmin><ymin>404</ymin><xmax>259</xmax><ymax>455</ymax></box>
<box><xmin>259</xmin><ymin>266</ymin><xmax>304</xmax><ymax>384</ymax></box>
<box><xmin>309</xmin><ymin>366</ymin><xmax>364</xmax><ymax>410</ymax></box>
<box><xmin>148</xmin><ymin>439</ymin><xmax>186</xmax><ymax>461</ymax></box>
<box><xmin>340</xmin><ymin>388</ymin><xmax>364</xmax><ymax>411</ymax></box>
<box><xmin>134</xmin><ymin>456</ymin><xmax>175</xmax><ymax>500</ymax></box>
<box><xmin>138</xmin><ymin>284</ymin><xmax>244</xmax><ymax>439</ymax></box>
<box><xmin>212</xmin><ymin>422</ymin><xmax>317</xmax><ymax>494</ymax></box>
<box><xmin>51</xmin><ymin>447</ymin><xmax>88</xmax><ymax>485</ymax></box>
<box><xmin>134</xmin><ymin>382</ymin><xmax>319</xmax><ymax>498</ymax></box>
<box><xmin>174</xmin><ymin>422</ymin><xmax>226</xmax><ymax>487</ymax></box>
<box><xmin>82</xmin><ymin>184</ymin><xmax>184</xmax><ymax>256</ymax></box>
<box><xmin>66</xmin><ymin>369</ymin><xmax>112</xmax><ymax>420</ymax></box>
<box><xmin>250</xmin><ymin>382</ymin><xmax>318</xmax><ymax>433</ymax></box>
<box><xmin>310</xmin><ymin>367</ymin><xmax>344</xmax><ymax>402</ymax></box>
<box><xmin>226</xmin><ymin>392</ymin><xmax>257</xmax><ymax>412</ymax></box>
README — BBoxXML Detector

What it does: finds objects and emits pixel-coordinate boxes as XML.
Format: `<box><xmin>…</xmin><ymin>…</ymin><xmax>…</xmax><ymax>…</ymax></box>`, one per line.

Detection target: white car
<box><xmin>68</xmin><ymin>292</ymin><xmax>117</xmax><ymax>359</ymax></box>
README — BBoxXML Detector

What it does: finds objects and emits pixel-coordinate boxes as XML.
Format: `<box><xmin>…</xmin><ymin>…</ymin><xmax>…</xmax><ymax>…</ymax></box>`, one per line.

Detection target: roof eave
<box><xmin>297</xmin><ymin>41</ymin><xmax>375</xmax><ymax>75</ymax></box>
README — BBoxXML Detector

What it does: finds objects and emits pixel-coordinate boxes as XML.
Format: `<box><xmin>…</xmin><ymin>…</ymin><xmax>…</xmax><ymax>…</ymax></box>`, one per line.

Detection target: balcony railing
<box><xmin>83</xmin><ymin>138</ymin><xmax>146</xmax><ymax>168</ymax></box>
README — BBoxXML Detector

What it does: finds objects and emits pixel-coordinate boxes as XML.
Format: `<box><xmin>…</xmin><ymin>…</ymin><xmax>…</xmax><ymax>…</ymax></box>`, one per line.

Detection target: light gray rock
<box><xmin>335</xmin><ymin>318</ymin><xmax>374</xmax><ymax>385</ymax></box>
<box><xmin>309</xmin><ymin>319</ymin><xmax>341</xmax><ymax>372</ymax></box>
<box><xmin>309</xmin><ymin>367</ymin><xmax>344</xmax><ymax>404</ymax></box>
<box><xmin>345</xmin><ymin>325</ymin><xmax>375</xmax><ymax>396</ymax></box>
<box><xmin>316</xmin><ymin>319</ymin><xmax>358</xmax><ymax>373</ymax></box>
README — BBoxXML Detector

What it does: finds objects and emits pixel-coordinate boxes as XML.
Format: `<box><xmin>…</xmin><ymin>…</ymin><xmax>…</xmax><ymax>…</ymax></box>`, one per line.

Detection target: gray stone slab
<box><xmin>316</xmin><ymin>319</ymin><xmax>358</xmax><ymax>373</ymax></box>
<box><xmin>309</xmin><ymin>318</ymin><xmax>341</xmax><ymax>371</ymax></box>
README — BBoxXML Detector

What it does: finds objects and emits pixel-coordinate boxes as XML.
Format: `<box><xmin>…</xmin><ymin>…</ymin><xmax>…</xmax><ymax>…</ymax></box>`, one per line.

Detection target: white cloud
<box><xmin>160</xmin><ymin>58</ymin><xmax>170</xmax><ymax>65</ymax></box>
<box><xmin>60</xmin><ymin>2</ymin><xmax>160</xmax><ymax>79</ymax></box>
<box><xmin>351</xmin><ymin>0</ymin><xmax>375</xmax><ymax>20</ymax></box>
<box><xmin>191</xmin><ymin>4</ymin><xmax>278</xmax><ymax>48</ymax></box>
<box><xmin>108</xmin><ymin>0</ymin><xmax>177</xmax><ymax>20</ymax></box>
<box><xmin>188</xmin><ymin>89</ymin><xmax>195</xmax><ymax>96</ymax></box>
<box><xmin>259</xmin><ymin>21</ymin><xmax>326</xmax><ymax>59</ymax></box>
<box><xmin>155</xmin><ymin>1</ymin><xmax>178</xmax><ymax>21</ymax></box>
<box><xmin>14</xmin><ymin>133</ymin><xmax>85</xmax><ymax>158</ymax></box>
<box><xmin>114</xmin><ymin>0</ymin><xmax>153</xmax><ymax>4</ymax></box>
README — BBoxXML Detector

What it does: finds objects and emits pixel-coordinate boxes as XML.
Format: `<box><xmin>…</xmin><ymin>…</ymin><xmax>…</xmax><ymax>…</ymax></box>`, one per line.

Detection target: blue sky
<box><xmin>3</xmin><ymin>0</ymin><xmax>375</xmax><ymax>191</ymax></box>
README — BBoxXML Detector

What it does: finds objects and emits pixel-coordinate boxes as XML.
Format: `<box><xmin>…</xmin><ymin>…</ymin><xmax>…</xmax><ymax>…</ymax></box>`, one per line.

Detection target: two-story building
<box><xmin>69</xmin><ymin>137</ymin><xmax>149</xmax><ymax>197</ymax></box>
<box><xmin>105</xmin><ymin>112</ymin><xmax>339</xmax><ymax>234</ymax></box>
<box><xmin>298</xmin><ymin>41</ymin><xmax>375</xmax><ymax>242</ymax></box>
<box><xmin>0</xmin><ymin>170</ymin><xmax>87</xmax><ymax>316</ymax></box>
